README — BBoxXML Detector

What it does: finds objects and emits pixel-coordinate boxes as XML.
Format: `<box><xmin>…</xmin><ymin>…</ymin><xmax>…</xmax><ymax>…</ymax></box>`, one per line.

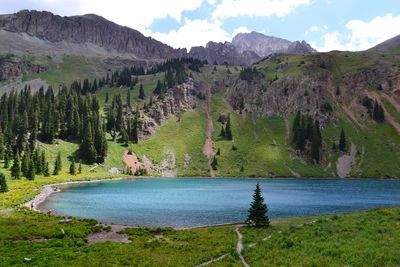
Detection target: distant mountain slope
<box><xmin>188</xmin><ymin>31</ymin><xmax>316</xmax><ymax>66</ymax></box>
<box><xmin>0</xmin><ymin>10</ymin><xmax>179</xmax><ymax>60</ymax></box>
<box><xmin>232</xmin><ymin>31</ymin><xmax>316</xmax><ymax>57</ymax></box>
<box><xmin>189</xmin><ymin>41</ymin><xmax>261</xmax><ymax>66</ymax></box>
<box><xmin>370</xmin><ymin>34</ymin><xmax>400</xmax><ymax>51</ymax></box>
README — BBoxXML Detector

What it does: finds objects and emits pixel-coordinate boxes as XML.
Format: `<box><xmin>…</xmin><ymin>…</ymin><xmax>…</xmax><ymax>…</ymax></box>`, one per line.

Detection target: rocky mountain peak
<box><xmin>232</xmin><ymin>31</ymin><xmax>316</xmax><ymax>58</ymax></box>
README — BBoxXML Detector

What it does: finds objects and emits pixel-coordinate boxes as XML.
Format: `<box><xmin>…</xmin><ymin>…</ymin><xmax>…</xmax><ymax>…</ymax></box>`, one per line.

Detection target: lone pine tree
<box><xmin>69</xmin><ymin>160</ymin><xmax>76</xmax><ymax>175</ymax></box>
<box><xmin>246</xmin><ymin>183</ymin><xmax>269</xmax><ymax>227</ymax></box>
<box><xmin>11</xmin><ymin>154</ymin><xmax>21</xmax><ymax>180</ymax></box>
<box><xmin>339</xmin><ymin>129</ymin><xmax>346</xmax><ymax>152</ymax></box>
<box><xmin>0</xmin><ymin>173</ymin><xmax>8</xmax><ymax>193</ymax></box>
<box><xmin>139</xmin><ymin>84</ymin><xmax>145</xmax><ymax>99</ymax></box>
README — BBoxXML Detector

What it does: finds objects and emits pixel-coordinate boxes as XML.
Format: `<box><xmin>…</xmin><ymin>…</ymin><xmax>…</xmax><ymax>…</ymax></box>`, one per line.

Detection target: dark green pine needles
<box><xmin>0</xmin><ymin>173</ymin><xmax>8</xmax><ymax>192</ymax></box>
<box><xmin>246</xmin><ymin>183</ymin><xmax>269</xmax><ymax>227</ymax></box>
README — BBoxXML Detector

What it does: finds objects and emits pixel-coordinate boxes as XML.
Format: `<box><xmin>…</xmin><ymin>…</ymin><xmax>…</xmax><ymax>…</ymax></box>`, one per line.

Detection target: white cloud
<box><xmin>313</xmin><ymin>14</ymin><xmax>400</xmax><ymax>52</ymax></box>
<box><xmin>151</xmin><ymin>18</ymin><xmax>231</xmax><ymax>50</ymax></box>
<box><xmin>78</xmin><ymin>0</ymin><xmax>204</xmax><ymax>33</ymax></box>
<box><xmin>232</xmin><ymin>26</ymin><xmax>250</xmax><ymax>37</ymax></box>
<box><xmin>305</xmin><ymin>25</ymin><xmax>328</xmax><ymax>35</ymax></box>
<box><xmin>212</xmin><ymin>0</ymin><xmax>311</xmax><ymax>19</ymax></box>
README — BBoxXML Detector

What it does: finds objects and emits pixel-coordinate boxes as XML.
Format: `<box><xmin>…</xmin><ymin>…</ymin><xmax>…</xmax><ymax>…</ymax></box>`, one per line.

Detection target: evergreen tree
<box><xmin>33</xmin><ymin>149</ymin><xmax>42</xmax><ymax>175</ymax></box>
<box><xmin>0</xmin><ymin>173</ymin><xmax>7</xmax><ymax>193</ymax></box>
<box><xmin>21</xmin><ymin>149</ymin><xmax>30</xmax><ymax>178</ymax></box>
<box><xmin>127</xmin><ymin>89</ymin><xmax>131</xmax><ymax>108</ymax></box>
<box><xmin>78</xmin><ymin>163</ymin><xmax>82</xmax><ymax>174</ymax></box>
<box><xmin>4</xmin><ymin>153</ymin><xmax>9</xmax><ymax>168</ymax></box>
<box><xmin>40</xmin><ymin>151</ymin><xmax>46</xmax><ymax>173</ymax></box>
<box><xmin>53</xmin><ymin>159</ymin><xmax>59</xmax><ymax>175</ymax></box>
<box><xmin>211</xmin><ymin>156</ymin><xmax>218</xmax><ymax>170</ymax></box>
<box><xmin>220</xmin><ymin>126</ymin><xmax>226</xmax><ymax>137</ymax></box>
<box><xmin>246</xmin><ymin>183</ymin><xmax>269</xmax><ymax>227</ymax></box>
<box><xmin>11</xmin><ymin>154</ymin><xmax>21</xmax><ymax>180</ymax></box>
<box><xmin>69</xmin><ymin>160</ymin><xmax>76</xmax><ymax>175</ymax></box>
<box><xmin>105</xmin><ymin>92</ymin><xmax>109</xmax><ymax>103</ymax></box>
<box><xmin>26</xmin><ymin>158</ymin><xmax>35</xmax><ymax>180</ymax></box>
<box><xmin>79</xmin><ymin>122</ymin><xmax>97</xmax><ymax>164</ymax></box>
<box><xmin>43</xmin><ymin>162</ymin><xmax>50</xmax><ymax>177</ymax></box>
<box><xmin>225</xmin><ymin>114</ymin><xmax>233</xmax><ymax>140</ymax></box>
<box><xmin>372</xmin><ymin>101</ymin><xmax>385</xmax><ymax>122</ymax></box>
<box><xmin>57</xmin><ymin>151</ymin><xmax>62</xmax><ymax>172</ymax></box>
<box><xmin>339</xmin><ymin>129</ymin><xmax>346</xmax><ymax>152</ymax></box>
<box><xmin>139</xmin><ymin>84</ymin><xmax>145</xmax><ymax>99</ymax></box>
<box><xmin>311</xmin><ymin>120</ymin><xmax>322</xmax><ymax>163</ymax></box>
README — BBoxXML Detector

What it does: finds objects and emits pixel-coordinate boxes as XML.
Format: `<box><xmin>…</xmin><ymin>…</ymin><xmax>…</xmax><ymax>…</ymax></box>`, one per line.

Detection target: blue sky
<box><xmin>1</xmin><ymin>0</ymin><xmax>400</xmax><ymax>51</ymax></box>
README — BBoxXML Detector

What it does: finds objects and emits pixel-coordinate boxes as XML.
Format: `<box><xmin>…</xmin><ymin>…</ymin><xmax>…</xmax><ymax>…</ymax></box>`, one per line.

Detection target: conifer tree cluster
<box><xmin>362</xmin><ymin>96</ymin><xmax>385</xmax><ymax>123</ymax></box>
<box><xmin>106</xmin><ymin>94</ymin><xmax>139</xmax><ymax>145</ymax></box>
<box><xmin>239</xmin><ymin>67</ymin><xmax>263</xmax><ymax>82</ymax></box>
<box><xmin>219</xmin><ymin>113</ymin><xmax>233</xmax><ymax>140</ymax></box>
<box><xmin>0</xmin><ymin>83</ymin><xmax>107</xmax><ymax>170</ymax></box>
<box><xmin>10</xmin><ymin>146</ymin><xmax>49</xmax><ymax>180</ymax></box>
<box><xmin>292</xmin><ymin>111</ymin><xmax>322</xmax><ymax>163</ymax></box>
<box><xmin>147</xmin><ymin>58</ymin><xmax>206</xmax><ymax>74</ymax></box>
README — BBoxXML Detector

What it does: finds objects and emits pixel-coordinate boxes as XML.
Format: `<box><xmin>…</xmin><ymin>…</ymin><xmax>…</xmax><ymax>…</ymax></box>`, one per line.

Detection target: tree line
<box><xmin>0</xmin><ymin>84</ymin><xmax>107</xmax><ymax>181</ymax></box>
<box><xmin>292</xmin><ymin>111</ymin><xmax>322</xmax><ymax>163</ymax></box>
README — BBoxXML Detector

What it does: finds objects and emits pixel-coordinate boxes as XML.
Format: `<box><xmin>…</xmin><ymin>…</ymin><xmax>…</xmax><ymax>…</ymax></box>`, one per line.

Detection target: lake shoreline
<box><xmin>24</xmin><ymin>176</ymin><xmax>400</xmax><ymax>229</ymax></box>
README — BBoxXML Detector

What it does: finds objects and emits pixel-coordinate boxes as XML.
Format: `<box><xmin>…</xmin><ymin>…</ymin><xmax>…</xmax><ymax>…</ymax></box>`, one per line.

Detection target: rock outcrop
<box><xmin>232</xmin><ymin>31</ymin><xmax>316</xmax><ymax>58</ymax></box>
<box><xmin>189</xmin><ymin>41</ymin><xmax>261</xmax><ymax>66</ymax></box>
<box><xmin>0</xmin><ymin>54</ymin><xmax>47</xmax><ymax>81</ymax></box>
<box><xmin>139</xmin><ymin>79</ymin><xmax>199</xmax><ymax>139</ymax></box>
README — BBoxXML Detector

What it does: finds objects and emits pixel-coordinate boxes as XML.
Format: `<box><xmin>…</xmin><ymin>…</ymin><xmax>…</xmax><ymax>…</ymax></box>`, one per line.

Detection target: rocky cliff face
<box><xmin>139</xmin><ymin>79</ymin><xmax>199</xmax><ymax>139</ymax></box>
<box><xmin>0</xmin><ymin>10</ymin><xmax>178</xmax><ymax>60</ymax></box>
<box><xmin>226</xmin><ymin>73</ymin><xmax>331</xmax><ymax>118</ymax></box>
<box><xmin>189</xmin><ymin>41</ymin><xmax>260</xmax><ymax>66</ymax></box>
<box><xmin>232</xmin><ymin>31</ymin><xmax>316</xmax><ymax>58</ymax></box>
<box><xmin>0</xmin><ymin>54</ymin><xmax>48</xmax><ymax>81</ymax></box>
<box><xmin>188</xmin><ymin>32</ymin><xmax>316</xmax><ymax>66</ymax></box>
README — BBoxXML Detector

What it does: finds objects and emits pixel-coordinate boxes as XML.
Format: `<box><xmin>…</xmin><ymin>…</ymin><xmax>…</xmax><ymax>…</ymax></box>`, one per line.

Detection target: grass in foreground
<box><xmin>0</xmin><ymin>209</ymin><xmax>236</xmax><ymax>267</ymax></box>
<box><xmin>241</xmin><ymin>207</ymin><xmax>400</xmax><ymax>266</ymax></box>
<box><xmin>0</xmin><ymin>207</ymin><xmax>399</xmax><ymax>266</ymax></box>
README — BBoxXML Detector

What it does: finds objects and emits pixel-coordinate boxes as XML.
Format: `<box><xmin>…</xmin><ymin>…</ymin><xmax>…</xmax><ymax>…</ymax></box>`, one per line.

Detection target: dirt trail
<box><xmin>365</xmin><ymin>91</ymin><xmax>400</xmax><ymax>134</ymax></box>
<box><xmin>382</xmin><ymin>93</ymin><xmax>400</xmax><ymax>113</ymax></box>
<box><xmin>235</xmin><ymin>226</ymin><xmax>250</xmax><ymax>267</ymax></box>
<box><xmin>195</xmin><ymin>253</ymin><xmax>229</xmax><ymax>267</ymax></box>
<box><xmin>202</xmin><ymin>86</ymin><xmax>216</xmax><ymax>177</ymax></box>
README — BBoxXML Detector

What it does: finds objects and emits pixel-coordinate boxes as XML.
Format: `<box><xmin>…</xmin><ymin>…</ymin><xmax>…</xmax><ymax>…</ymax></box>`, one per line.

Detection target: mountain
<box><xmin>188</xmin><ymin>32</ymin><xmax>316</xmax><ymax>66</ymax></box>
<box><xmin>189</xmin><ymin>41</ymin><xmax>261</xmax><ymax>66</ymax></box>
<box><xmin>0</xmin><ymin>9</ymin><xmax>180</xmax><ymax>60</ymax></box>
<box><xmin>370</xmin><ymin>34</ymin><xmax>400</xmax><ymax>51</ymax></box>
<box><xmin>232</xmin><ymin>31</ymin><xmax>316</xmax><ymax>58</ymax></box>
<box><xmin>0</xmin><ymin>10</ymin><xmax>316</xmax><ymax>68</ymax></box>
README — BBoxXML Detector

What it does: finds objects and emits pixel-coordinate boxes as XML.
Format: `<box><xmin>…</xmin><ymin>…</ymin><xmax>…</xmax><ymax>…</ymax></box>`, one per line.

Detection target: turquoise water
<box><xmin>40</xmin><ymin>178</ymin><xmax>400</xmax><ymax>227</ymax></box>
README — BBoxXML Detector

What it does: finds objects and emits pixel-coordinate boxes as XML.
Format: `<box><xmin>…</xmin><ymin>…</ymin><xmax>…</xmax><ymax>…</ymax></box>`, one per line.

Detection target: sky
<box><xmin>1</xmin><ymin>0</ymin><xmax>400</xmax><ymax>52</ymax></box>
